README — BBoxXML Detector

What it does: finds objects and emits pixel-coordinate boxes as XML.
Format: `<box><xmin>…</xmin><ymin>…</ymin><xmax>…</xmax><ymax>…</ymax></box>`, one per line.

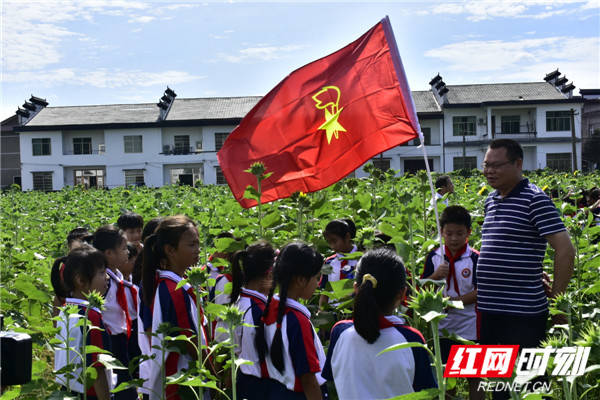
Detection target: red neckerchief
<box><xmin>108</xmin><ymin>269</ymin><xmax>132</xmax><ymax>339</ymax></box>
<box><xmin>444</xmin><ymin>244</ymin><xmax>468</xmax><ymax>296</ymax></box>
<box><xmin>122</xmin><ymin>280</ymin><xmax>138</xmax><ymax>316</ymax></box>
<box><xmin>339</xmin><ymin>259</ymin><xmax>349</xmax><ymax>280</ymax></box>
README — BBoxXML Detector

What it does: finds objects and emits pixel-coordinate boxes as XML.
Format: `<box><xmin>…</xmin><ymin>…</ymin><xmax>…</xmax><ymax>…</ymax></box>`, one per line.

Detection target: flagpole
<box><xmin>417</xmin><ymin>130</ymin><xmax>444</xmax><ymax>253</ymax></box>
<box><xmin>381</xmin><ymin>15</ymin><xmax>443</xmax><ymax>252</ymax></box>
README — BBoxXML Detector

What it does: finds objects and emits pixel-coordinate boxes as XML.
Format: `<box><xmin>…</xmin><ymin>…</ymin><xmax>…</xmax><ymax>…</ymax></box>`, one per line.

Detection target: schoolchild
<box><xmin>141</xmin><ymin>215</ymin><xmax>207</xmax><ymax>400</ymax></box>
<box><xmin>117</xmin><ymin>212</ymin><xmax>144</xmax><ymax>251</ymax></box>
<box><xmin>52</xmin><ymin>227</ymin><xmax>94</xmax><ymax>318</ymax></box>
<box><xmin>256</xmin><ymin>242</ymin><xmax>327</xmax><ymax>400</ymax></box>
<box><xmin>319</xmin><ymin>219</ymin><xmax>359</xmax><ymax>308</ymax></box>
<box><xmin>93</xmin><ymin>225</ymin><xmax>137</xmax><ymax>400</ymax></box>
<box><xmin>421</xmin><ymin>205</ymin><xmax>482</xmax><ymax>400</ymax></box>
<box><xmin>132</xmin><ymin>217</ymin><xmax>163</xmax><ymax>286</ymax></box>
<box><xmin>123</xmin><ymin>243</ymin><xmax>142</xmax><ymax>388</ymax></box>
<box><xmin>219</xmin><ymin>241</ymin><xmax>275</xmax><ymax>399</ymax></box>
<box><xmin>322</xmin><ymin>248</ymin><xmax>436</xmax><ymax>399</ymax></box>
<box><xmin>51</xmin><ymin>245</ymin><xmax>114</xmax><ymax>399</ymax></box>
<box><xmin>208</xmin><ymin>232</ymin><xmax>242</xmax><ymax>305</ymax></box>
<box><xmin>132</xmin><ymin>216</ymin><xmax>163</xmax><ymax>398</ymax></box>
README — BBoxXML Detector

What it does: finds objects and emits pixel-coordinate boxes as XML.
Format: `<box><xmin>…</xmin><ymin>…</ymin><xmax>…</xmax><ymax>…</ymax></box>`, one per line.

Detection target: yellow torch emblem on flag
<box><xmin>312</xmin><ymin>86</ymin><xmax>347</xmax><ymax>144</ymax></box>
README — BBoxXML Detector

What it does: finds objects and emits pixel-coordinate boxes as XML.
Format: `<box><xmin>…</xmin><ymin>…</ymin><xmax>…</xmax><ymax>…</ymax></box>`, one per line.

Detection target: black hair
<box><xmin>116</xmin><ymin>212</ymin><xmax>144</xmax><ymax>230</ymax></box>
<box><xmin>92</xmin><ymin>225</ymin><xmax>126</xmax><ymax>252</ymax></box>
<box><xmin>127</xmin><ymin>243</ymin><xmax>138</xmax><ymax>260</ymax></box>
<box><xmin>435</xmin><ymin>175</ymin><xmax>452</xmax><ymax>189</ymax></box>
<box><xmin>256</xmin><ymin>242</ymin><xmax>323</xmax><ymax>374</ymax></box>
<box><xmin>440</xmin><ymin>205</ymin><xmax>472</xmax><ymax>230</ymax></box>
<box><xmin>354</xmin><ymin>248</ymin><xmax>407</xmax><ymax>344</ymax></box>
<box><xmin>132</xmin><ymin>217</ymin><xmax>163</xmax><ymax>286</ymax></box>
<box><xmin>489</xmin><ymin>139</ymin><xmax>523</xmax><ymax>162</ymax></box>
<box><xmin>50</xmin><ymin>245</ymin><xmax>106</xmax><ymax>298</ymax></box>
<box><xmin>324</xmin><ymin>218</ymin><xmax>356</xmax><ymax>240</ymax></box>
<box><xmin>230</xmin><ymin>241</ymin><xmax>275</xmax><ymax>305</ymax></box>
<box><xmin>142</xmin><ymin>215</ymin><xmax>196</xmax><ymax>305</ymax></box>
<box><xmin>589</xmin><ymin>187</ymin><xmax>600</xmax><ymax>203</ymax></box>
<box><xmin>67</xmin><ymin>227</ymin><xmax>92</xmax><ymax>247</ymax></box>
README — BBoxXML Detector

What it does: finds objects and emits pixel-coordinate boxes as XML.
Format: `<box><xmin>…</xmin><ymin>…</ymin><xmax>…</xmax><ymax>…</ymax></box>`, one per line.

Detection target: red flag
<box><xmin>218</xmin><ymin>16</ymin><xmax>420</xmax><ymax>208</ymax></box>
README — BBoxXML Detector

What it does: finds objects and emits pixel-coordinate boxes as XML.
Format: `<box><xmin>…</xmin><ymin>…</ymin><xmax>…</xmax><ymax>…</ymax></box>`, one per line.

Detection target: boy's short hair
<box><xmin>117</xmin><ymin>212</ymin><xmax>144</xmax><ymax>230</ymax></box>
<box><xmin>489</xmin><ymin>139</ymin><xmax>523</xmax><ymax>162</ymax></box>
<box><xmin>67</xmin><ymin>227</ymin><xmax>92</xmax><ymax>246</ymax></box>
<box><xmin>435</xmin><ymin>175</ymin><xmax>451</xmax><ymax>189</ymax></box>
<box><xmin>440</xmin><ymin>205</ymin><xmax>471</xmax><ymax>229</ymax></box>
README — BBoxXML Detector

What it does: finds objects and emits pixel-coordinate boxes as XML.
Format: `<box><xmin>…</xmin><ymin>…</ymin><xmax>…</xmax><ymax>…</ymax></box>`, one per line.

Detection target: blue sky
<box><xmin>1</xmin><ymin>0</ymin><xmax>599</xmax><ymax>121</ymax></box>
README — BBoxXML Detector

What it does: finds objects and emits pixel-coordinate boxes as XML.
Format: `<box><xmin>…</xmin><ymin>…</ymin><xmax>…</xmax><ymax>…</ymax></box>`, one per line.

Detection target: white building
<box><xmin>16</xmin><ymin>73</ymin><xmax>583</xmax><ymax>191</ymax></box>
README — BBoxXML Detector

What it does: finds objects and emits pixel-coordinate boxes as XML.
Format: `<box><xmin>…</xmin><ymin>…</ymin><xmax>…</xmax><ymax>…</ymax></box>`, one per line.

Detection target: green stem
<box><xmin>257</xmin><ymin>178</ymin><xmax>263</xmax><ymax>239</ymax></box>
<box><xmin>82</xmin><ymin>306</ymin><xmax>89</xmax><ymax>400</ymax></box>
<box><xmin>196</xmin><ymin>287</ymin><xmax>204</xmax><ymax>400</ymax></box>
<box><xmin>161</xmin><ymin>334</ymin><xmax>166</xmax><ymax>400</ymax></box>
<box><xmin>229</xmin><ymin>325</ymin><xmax>237</xmax><ymax>400</ymax></box>
<box><xmin>431</xmin><ymin>321</ymin><xmax>445</xmax><ymax>400</ymax></box>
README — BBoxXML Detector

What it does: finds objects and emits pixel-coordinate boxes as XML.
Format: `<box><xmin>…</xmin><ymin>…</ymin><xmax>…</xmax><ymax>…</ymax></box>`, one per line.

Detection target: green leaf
<box><xmin>235</xmin><ymin>358</ymin><xmax>254</xmax><ymax>367</ymax></box>
<box><xmin>421</xmin><ymin>310</ymin><xmax>446</xmax><ymax>323</ymax></box>
<box><xmin>384</xmin><ymin>388</ymin><xmax>439</xmax><ymax>399</ymax></box>
<box><xmin>377</xmin><ymin>341</ymin><xmax>432</xmax><ymax>356</ymax></box>
<box><xmin>85</xmin><ymin>345</ymin><xmax>112</xmax><ymax>354</ymax></box>
<box><xmin>260</xmin><ymin>211</ymin><xmax>281</xmax><ymax>228</ymax></box>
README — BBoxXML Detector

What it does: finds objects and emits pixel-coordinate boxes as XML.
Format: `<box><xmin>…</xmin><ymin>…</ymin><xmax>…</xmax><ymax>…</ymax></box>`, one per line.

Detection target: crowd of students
<box><xmin>48</xmin><ymin>202</ymin><xmax>495</xmax><ymax>400</ymax></box>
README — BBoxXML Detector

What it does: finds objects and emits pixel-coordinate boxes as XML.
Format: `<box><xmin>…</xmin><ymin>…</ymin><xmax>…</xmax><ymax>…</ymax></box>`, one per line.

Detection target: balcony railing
<box><xmin>161</xmin><ymin>145</ymin><xmax>217</xmax><ymax>155</ymax></box>
<box><xmin>63</xmin><ymin>149</ymin><xmax>105</xmax><ymax>155</ymax></box>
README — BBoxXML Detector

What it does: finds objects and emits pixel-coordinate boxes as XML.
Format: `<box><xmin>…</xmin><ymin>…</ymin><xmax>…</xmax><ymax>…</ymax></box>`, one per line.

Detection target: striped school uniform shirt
<box><xmin>149</xmin><ymin>270</ymin><xmax>207</xmax><ymax>400</ymax></box>
<box><xmin>319</xmin><ymin>245</ymin><xmax>358</xmax><ymax>289</ymax></box>
<box><xmin>477</xmin><ymin>178</ymin><xmax>566</xmax><ymax>316</ymax></box>
<box><xmin>54</xmin><ymin>297</ymin><xmax>116</xmax><ymax>395</ymax></box>
<box><xmin>262</xmin><ymin>296</ymin><xmax>326</xmax><ymax>393</ymax></box>
<box><xmin>236</xmin><ymin>288</ymin><xmax>269</xmax><ymax>378</ymax></box>
<box><xmin>322</xmin><ymin>315</ymin><xmax>436</xmax><ymax>399</ymax></box>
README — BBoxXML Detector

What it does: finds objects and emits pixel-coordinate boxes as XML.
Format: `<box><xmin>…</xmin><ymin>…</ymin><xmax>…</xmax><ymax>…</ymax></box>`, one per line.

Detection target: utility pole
<box><xmin>570</xmin><ymin>108</ymin><xmax>577</xmax><ymax>172</ymax></box>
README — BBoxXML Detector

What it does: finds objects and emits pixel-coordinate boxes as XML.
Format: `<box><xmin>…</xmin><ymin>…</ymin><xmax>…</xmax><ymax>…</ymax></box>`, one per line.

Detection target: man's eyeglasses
<box><xmin>481</xmin><ymin>160</ymin><xmax>513</xmax><ymax>170</ymax></box>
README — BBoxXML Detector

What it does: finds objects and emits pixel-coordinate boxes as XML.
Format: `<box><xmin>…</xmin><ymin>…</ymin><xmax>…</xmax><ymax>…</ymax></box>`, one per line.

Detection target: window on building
<box><xmin>403</xmin><ymin>159</ymin><xmax>434</xmax><ymax>175</ymax></box>
<box><xmin>453</xmin><ymin>156</ymin><xmax>478</xmax><ymax>170</ymax></box>
<box><xmin>32</xmin><ymin>138</ymin><xmax>51</xmax><ymax>156</ymax></box>
<box><xmin>170</xmin><ymin>167</ymin><xmax>202</xmax><ymax>186</ymax></box>
<box><xmin>32</xmin><ymin>172</ymin><xmax>52</xmax><ymax>191</ymax></box>
<box><xmin>73</xmin><ymin>137</ymin><xmax>92</xmax><ymax>155</ymax></box>
<box><xmin>546</xmin><ymin>153</ymin><xmax>572</xmax><ymax>171</ymax></box>
<box><xmin>124</xmin><ymin>169</ymin><xmax>145</xmax><ymax>186</ymax></box>
<box><xmin>372</xmin><ymin>157</ymin><xmax>391</xmax><ymax>171</ymax></box>
<box><xmin>215</xmin><ymin>166</ymin><xmax>227</xmax><ymax>185</ymax></box>
<box><xmin>453</xmin><ymin>116</ymin><xmax>476</xmax><ymax>136</ymax></box>
<box><xmin>174</xmin><ymin>135</ymin><xmax>190</xmax><ymax>154</ymax></box>
<box><xmin>215</xmin><ymin>132</ymin><xmax>229</xmax><ymax>151</ymax></box>
<box><xmin>546</xmin><ymin>111</ymin><xmax>571</xmax><ymax>131</ymax></box>
<box><xmin>74</xmin><ymin>168</ymin><xmax>104</xmax><ymax>188</ymax></box>
<box><xmin>501</xmin><ymin>116</ymin><xmax>520</xmax><ymax>133</ymax></box>
<box><xmin>124</xmin><ymin>135</ymin><xmax>143</xmax><ymax>153</ymax></box>
<box><xmin>406</xmin><ymin>127</ymin><xmax>432</xmax><ymax>146</ymax></box>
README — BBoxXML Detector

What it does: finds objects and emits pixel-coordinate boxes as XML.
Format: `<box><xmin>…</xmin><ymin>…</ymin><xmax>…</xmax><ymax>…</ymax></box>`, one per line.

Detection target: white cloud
<box><xmin>2</xmin><ymin>68</ymin><xmax>205</xmax><ymax>88</ymax></box>
<box><xmin>216</xmin><ymin>44</ymin><xmax>308</xmax><ymax>63</ymax></box>
<box><xmin>0</xmin><ymin>1</ymin><xmax>189</xmax><ymax>72</ymax></box>
<box><xmin>424</xmin><ymin>36</ymin><xmax>600</xmax><ymax>88</ymax></box>
<box><xmin>430</xmin><ymin>0</ymin><xmax>597</xmax><ymax>21</ymax></box>
<box><xmin>128</xmin><ymin>15</ymin><xmax>155</xmax><ymax>23</ymax></box>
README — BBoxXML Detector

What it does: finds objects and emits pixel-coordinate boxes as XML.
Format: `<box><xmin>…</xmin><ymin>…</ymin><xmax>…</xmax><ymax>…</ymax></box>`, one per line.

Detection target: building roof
<box><xmin>166</xmin><ymin>96</ymin><xmax>261</xmax><ymax>121</ymax></box>
<box><xmin>26</xmin><ymin>103</ymin><xmax>161</xmax><ymax>126</ymax></box>
<box><xmin>412</xmin><ymin>90</ymin><xmax>441</xmax><ymax>113</ymax></box>
<box><xmin>444</xmin><ymin>82</ymin><xmax>568</xmax><ymax>105</ymax></box>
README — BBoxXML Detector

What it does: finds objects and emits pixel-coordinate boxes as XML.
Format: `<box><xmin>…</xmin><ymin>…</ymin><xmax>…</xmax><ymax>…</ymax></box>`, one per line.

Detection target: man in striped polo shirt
<box><xmin>477</xmin><ymin>139</ymin><xmax>574</xmax><ymax>353</ymax></box>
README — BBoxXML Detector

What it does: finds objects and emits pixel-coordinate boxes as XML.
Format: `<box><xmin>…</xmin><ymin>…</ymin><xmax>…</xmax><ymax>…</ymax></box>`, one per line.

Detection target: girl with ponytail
<box><xmin>142</xmin><ymin>215</ymin><xmax>207</xmax><ymax>400</ymax></box>
<box><xmin>214</xmin><ymin>241</ymin><xmax>275</xmax><ymax>399</ymax></box>
<box><xmin>255</xmin><ymin>242</ymin><xmax>326</xmax><ymax>400</ymax></box>
<box><xmin>322</xmin><ymin>248</ymin><xmax>436</xmax><ymax>399</ymax></box>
